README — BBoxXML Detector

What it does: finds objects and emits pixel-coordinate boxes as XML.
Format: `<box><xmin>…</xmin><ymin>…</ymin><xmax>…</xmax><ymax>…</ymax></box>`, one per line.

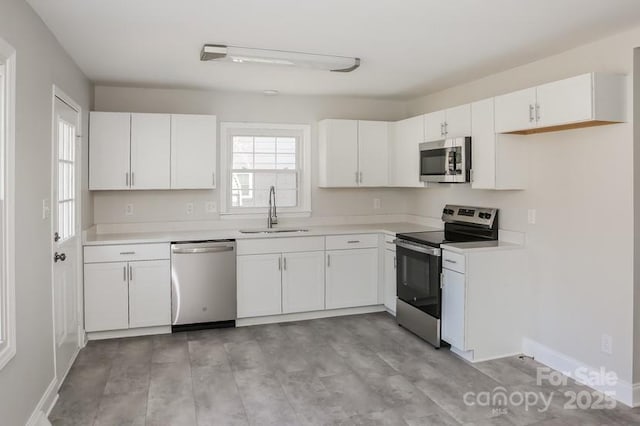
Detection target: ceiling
<box><xmin>27</xmin><ymin>0</ymin><xmax>640</xmax><ymax>99</ymax></box>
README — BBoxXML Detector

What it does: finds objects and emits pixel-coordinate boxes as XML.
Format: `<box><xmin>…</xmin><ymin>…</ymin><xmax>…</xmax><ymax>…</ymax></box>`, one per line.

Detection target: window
<box><xmin>57</xmin><ymin>118</ymin><xmax>76</xmax><ymax>242</ymax></box>
<box><xmin>220</xmin><ymin>123</ymin><xmax>311</xmax><ymax>216</ymax></box>
<box><xmin>0</xmin><ymin>38</ymin><xmax>15</xmax><ymax>370</ymax></box>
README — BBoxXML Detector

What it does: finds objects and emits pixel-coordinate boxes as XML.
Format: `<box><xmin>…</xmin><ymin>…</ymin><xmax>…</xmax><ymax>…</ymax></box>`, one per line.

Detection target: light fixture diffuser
<box><xmin>200</xmin><ymin>44</ymin><xmax>360</xmax><ymax>73</ymax></box>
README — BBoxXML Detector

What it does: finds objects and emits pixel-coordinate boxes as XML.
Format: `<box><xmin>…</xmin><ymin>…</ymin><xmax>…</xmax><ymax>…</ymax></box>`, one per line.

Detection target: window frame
<box><xmin>0</xmin><ymin>38</ymin><xmax>16</xmax><ymax>370</ymax></box>
<box><xmin>220</xmin><ymin>122</ymin><xmax>311</xmax><ymax>217</ymax></box>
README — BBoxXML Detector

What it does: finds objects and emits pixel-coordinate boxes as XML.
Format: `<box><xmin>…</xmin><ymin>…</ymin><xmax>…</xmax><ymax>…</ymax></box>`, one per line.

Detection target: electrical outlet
<box><xmin>205</xmin><ymin>201</ymin><xmax>217</xmax><ymax>213</ymax></box>
<box><xmin>527</xmin><ymin>209</ymin><xmax>536</xmax><ymax>225</ymax></box>
<box><xmin>125</xmin><ymin>204</ymin><xmax>134</xmax><ymax>216</ymax></box>
<box><xmin>601</xmin><ymin>334</ymin><xmax>613</xmax><ymax>355</ymax></box>
<box><xmin>186</xmin><ymin>202</ymin><xmax>194</xmax><ymax>215</ymax></box>
<box><xmin>373</xmin><ymin>198</ymin><xmax>381</xmax><ymax>210</ymax></box>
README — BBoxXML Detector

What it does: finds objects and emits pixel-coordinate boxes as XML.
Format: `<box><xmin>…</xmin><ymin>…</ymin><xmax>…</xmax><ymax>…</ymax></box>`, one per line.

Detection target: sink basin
<box><xmin>239</xmin><ymin>228</ymin><xmax>309</xmax><ymax>234</ymax></box>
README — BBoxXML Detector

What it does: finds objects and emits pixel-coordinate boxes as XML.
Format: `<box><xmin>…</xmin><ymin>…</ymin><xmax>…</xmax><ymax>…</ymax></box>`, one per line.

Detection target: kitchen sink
<box><xmin>239</xmin><ymin>228</ymin><xmax>309</xmax><ymax>234</ymax></box>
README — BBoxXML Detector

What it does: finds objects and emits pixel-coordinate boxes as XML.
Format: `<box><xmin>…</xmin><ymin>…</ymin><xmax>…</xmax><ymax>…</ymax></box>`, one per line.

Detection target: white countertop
<box><xmin>441</xmin><ymin>240</ymin><xmax>524</xmax><ymax>254</ymax></box>
<box><xmin>84</xmin><ymin>222</ymin><xmax>439</xmax><ymax>246</ymax></box>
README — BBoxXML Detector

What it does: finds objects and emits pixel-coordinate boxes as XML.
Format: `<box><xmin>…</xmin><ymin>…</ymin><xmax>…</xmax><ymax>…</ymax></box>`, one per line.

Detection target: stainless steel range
<box><xmin>394</xmin><ymin>205</ymin><xmax>499</xmax><ymax>348</ymax></box>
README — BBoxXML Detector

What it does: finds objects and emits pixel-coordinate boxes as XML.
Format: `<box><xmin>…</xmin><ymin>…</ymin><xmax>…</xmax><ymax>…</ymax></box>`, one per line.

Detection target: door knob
<box><xmin>54</xmin><ymin>252</ymin><xmax>66</xmax><ymax>263</ymax></box>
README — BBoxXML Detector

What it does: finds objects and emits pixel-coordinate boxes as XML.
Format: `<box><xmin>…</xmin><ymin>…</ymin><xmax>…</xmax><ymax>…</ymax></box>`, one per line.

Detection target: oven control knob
<box><xmin>478</xmin><ymin>213</ymin><xmax>486</xmax><ymax>219</ymax></box>
<box><xmin>485</xmin><ymin>214</ymin><xmax>492</xmax><ymax>220</ymax></box>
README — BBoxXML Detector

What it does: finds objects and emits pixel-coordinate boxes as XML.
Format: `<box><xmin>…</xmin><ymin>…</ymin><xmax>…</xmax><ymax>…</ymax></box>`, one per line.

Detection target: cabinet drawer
<box><xmin>326</xmin><ymin>234</ymin><xmax>379</xmax><ymax>250</ymax></box>
<box><xmin>84</xmin><ymin>243</ymin><xmax>170</xmax><ymax>263</ymax></box>
<box><xmin>443</xmin><ymin>250</ymin><xmax>465</xmax><ymax>273</ymax></box>
<box><xmin>384</xmin><ymin>234</ymin><xmax>396</xmax><ymax>251</ymax></box>
<box><xmin>237</xmin><ymin>236</ymin><xmax>325</xmax><ymax>255</ymax></box>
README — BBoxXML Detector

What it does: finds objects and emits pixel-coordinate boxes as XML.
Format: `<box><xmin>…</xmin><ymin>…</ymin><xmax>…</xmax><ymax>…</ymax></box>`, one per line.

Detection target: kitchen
<box><xmin>2</xmin><ymin>1</ymin><xmax>640</xmax><ymax>425</ymax></box>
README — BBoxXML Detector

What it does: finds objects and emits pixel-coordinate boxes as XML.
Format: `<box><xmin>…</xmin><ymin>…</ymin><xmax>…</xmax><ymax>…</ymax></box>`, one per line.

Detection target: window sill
<box><xmin>220</xmin><ymin>211</ymin><xmax>311</xmax><ymax>220</ymax></box>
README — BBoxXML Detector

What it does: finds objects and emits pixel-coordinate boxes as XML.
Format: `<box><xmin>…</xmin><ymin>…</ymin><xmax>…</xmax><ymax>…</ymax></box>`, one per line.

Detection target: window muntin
<box><xmin>57</xmin><ymin>118</ymin><xmax>76</xmax><ymax>242</ymax></box>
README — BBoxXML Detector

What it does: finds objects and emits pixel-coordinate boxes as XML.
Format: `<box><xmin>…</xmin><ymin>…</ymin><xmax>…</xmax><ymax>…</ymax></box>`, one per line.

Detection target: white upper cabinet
<box><xmin>389</xmin><ymin>115</ymin><xmax>424</xmax><ymax>187</ymax></box>
<box><xmin>89</xmin><ymin>112</ymin><xmax>131</xmax><ymax>190</ymax></box>
<box><xmin>171</xmin><ymin>114</ymin><xmax>217</xmax><ymax>189</ymax></box>
<box><xmin>423</xmin><ymin>105</ymin><xmax>471</xmax><ymax>141</ymax></box>
<box><xmin>130</xmin><ymin>113</ymin><xmax>171</xmax><ymax>190</ymax></box>
<box><xmin>495</xmin><ymin>73</ymin><xmax>626</xmax><ymax>134</ymax></box>
<box><xmin>318</xmin><ymin>119</ymin><xmax>388</xmax><ymax>187</ymax></box>
<box><xmin>471</xmin><ymin>98</ymin><xmax>527</xmax><ymax>190</ymax></box>
<box><xmin>358</xmin><ymin>120</ymin><xmax>389</xmax><ymax>187</ymax></box>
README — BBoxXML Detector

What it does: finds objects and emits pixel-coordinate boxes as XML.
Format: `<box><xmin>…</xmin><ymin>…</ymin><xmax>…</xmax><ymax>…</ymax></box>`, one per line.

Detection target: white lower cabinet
<box><xmin>128</xmin><ymin>260</ymin><xmax>171</xmax><ymax>328</ymax></box>
<box><xmin>83</xmin><ymin>243</ymin><xmax>171</xmax><ymax>333</ymax></box>
<box><xmin>326</xmin><ymin>248</ymin><xmax>378</xmax><ymax>309</ymax></box>
<box><xmin>237</xmin><ymin>253</ymin><xmax>283</xmax><ymax>318</ymax></box>
<box><xmin>384</xmin><ymin>249</ymin><xmax>396</xmax><ymax>313</ymax></box>
<box><xmin>282</xmin><ymin>251</ymin><xmax>325</xmax><ymax>314</ymax></box>
<box><xmin>84</xmin><ymin>262</ymin><xmax>129</xmax><ymax>332</ymax></box>
<box><xmin>441</xmin><ymin>267</ymin><xmax>466</xmax><ymax>350</ymax></box>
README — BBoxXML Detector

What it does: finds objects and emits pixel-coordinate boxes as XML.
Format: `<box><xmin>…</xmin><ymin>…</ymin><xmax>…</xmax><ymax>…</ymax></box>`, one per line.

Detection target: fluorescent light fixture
<box><xmin>200</xmin><ymin>44</ymin><xmax>360</xmax><ymax>73</ymax></box>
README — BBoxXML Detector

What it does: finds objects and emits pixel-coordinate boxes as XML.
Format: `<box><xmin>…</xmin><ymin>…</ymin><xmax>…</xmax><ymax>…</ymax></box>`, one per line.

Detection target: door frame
<box><xmin>50</xmin><ymin>85</ymin><xmax>84</xmax><ymax>389</ymax></box>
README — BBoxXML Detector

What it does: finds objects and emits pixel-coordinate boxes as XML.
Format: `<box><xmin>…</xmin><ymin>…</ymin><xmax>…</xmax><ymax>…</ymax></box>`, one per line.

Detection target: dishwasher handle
<box><xmin>171</xmin><ymin>242</ymin><xmax>235</xmax><ymax>255</ymax></box>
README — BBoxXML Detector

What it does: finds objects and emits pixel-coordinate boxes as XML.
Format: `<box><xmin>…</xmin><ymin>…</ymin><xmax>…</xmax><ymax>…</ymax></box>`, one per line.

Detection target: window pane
<box><xmin>255</xmin><ymin>137</ymin><xmax>275</xmax><ymax>153</ymax></box>
<box><xmin>276</xmin><ymin>153</ymin><xmax>296</xmax><ymax>170</ymax></box>
<box><xmin>255</xmin><ymin>153</ymin><xmax>276</xmax><ymax>169</ymax></box>
<box><xmin>277</xmin><ymin>173</ymin><xmax>297</xmax><ymax>190</ymax></box>
<box><xmin>231</xmin><ymin>173</ymin><xmax>252</xmax><ymax>191</ymax></box>
<box><xmin>232</xmin><ymin>153</ymin><xmax>253</xmax><ymax>169</ymax></box>
<box><xmin>277</xmin><ymin>137</ymin><xmax>296</xmax><ymax>154</ymax></box>
<box><xmin>233</xmin><ymin>136</ymin><xmax>253</xmax><ymax>153</ymax></box>
<box><xmin>276</xmin><ymin>190</ymin><xmax>298</xmax><ymax>207</ymax></box>
<box><xmin>254</xmin><ymin>172</ymin><xmax>276</xmax><ymax>190</ymax></box>
<box><xmin>231</xmin><ymin>189</ymin><xmax>254</xmax><ymax>207</ymax></box>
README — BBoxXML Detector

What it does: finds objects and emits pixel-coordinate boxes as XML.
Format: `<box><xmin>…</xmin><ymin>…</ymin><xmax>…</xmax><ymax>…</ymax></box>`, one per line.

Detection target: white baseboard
<box><xmin>25</xmin><ymin>377</ymin><xmax>57</xmax><ymax>426</ymax></box>
<box><xmin>522</xmin><ymin>337</ymin><xmax>637</xmax><ymax>407</ymax></box>
<box><xmin>236</xmin><ymin>305</ymin><xmax>386</xmax><ymax>327</ymax></box>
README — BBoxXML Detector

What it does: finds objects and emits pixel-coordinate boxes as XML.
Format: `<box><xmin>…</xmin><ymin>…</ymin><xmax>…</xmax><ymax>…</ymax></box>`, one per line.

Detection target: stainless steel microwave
<box><xmin>419</xmin><ymin>137</ymin><xmax>471</xmax><ymax>183</ymax></box>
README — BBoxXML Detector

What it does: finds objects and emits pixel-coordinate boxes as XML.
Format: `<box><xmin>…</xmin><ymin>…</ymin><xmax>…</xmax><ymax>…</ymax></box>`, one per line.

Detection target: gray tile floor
<box><xmin>50</xmin><ymin>313</ymin><xmax>640</xmax><ymax>425</ymax></box>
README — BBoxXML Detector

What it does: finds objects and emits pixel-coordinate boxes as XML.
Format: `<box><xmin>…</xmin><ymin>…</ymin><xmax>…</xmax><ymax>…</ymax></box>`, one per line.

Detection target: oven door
<box><xmin>395</xmin><ymin>239</ymin><xmax>442</xmax><ymax>319</ymax></box>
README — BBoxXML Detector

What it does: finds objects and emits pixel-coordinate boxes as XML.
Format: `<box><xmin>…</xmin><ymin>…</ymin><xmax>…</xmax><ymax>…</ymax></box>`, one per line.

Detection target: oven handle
<box><xmin>393</xmin><ymin>239</ymin><xmax>441</xmax><ymax>257</ymax></box>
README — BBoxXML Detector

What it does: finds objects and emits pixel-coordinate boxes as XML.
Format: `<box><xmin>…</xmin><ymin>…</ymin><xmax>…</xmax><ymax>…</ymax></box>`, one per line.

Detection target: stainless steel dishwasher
<box><xmin>171</xmin><ymin>240</ymin><xmax>236</xmax><ymax>330</ymax></box>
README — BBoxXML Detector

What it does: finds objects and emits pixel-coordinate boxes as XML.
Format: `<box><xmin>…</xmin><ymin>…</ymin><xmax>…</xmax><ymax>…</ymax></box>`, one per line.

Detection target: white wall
<box><xmin>0</xmin><ymin>0</ymin><xmax>92</xmax><ymax>424</ymax></box>
<box><xmin>407</xmin><ymin>27</ymin><xmax>638</xmax><ymax>385</ymax></box>
<box><xmin>92</xmin><ymin>86</ymin><xmax>411</xmax><ymax>225</ymax></box>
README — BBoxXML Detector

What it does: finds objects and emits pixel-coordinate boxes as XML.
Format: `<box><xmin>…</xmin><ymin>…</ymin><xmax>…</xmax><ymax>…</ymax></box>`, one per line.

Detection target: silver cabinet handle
<box><xmin>126</xmin><ymin>172</ymin><xmax>129</xmax><ymax>186</ymax></box>
<box><xmin>445</xmin><ymin>259</ymin><xmax>457</xmax><ymax>264</ymax></box>
<box><xmin>283</xmin><ymin>257</ymin><xmax>287</xmax><ymax>271</ymax></box>
<box><xmin>529</xmin><ymin>104</ymin><xmax>534</xmax><ymax>122</ymax></box>
<box><xmin>120</xmin><ymin>251</ymin><xmax>136</xmax><ymax>255</ymax></box>
<box><xmin>278</xmin><ymin>257</ymin><xmax>282</xmax><ymax>271</ymax></box>
<box><xmin>359</xmin><ymin>171</ymin><xmax>363</xmax><ymax>183</ymax></box>
<box><xmin>347</xmin><ymin>240</ymin><xmax>360</xmax><ymax>244</ymax></box>
<box><xmin>129</xmin><ymin>265</ymin><xmax>133</xmax><ymax>281</ymax></box>
<box><xmin>123</xmin><ymin>266</ymin><xmax>127</xmax><ymax>281</ymax></box>
<box><xmin>444</xmin><ymin>122</ymin><xmax>448</xmax><ymax>135</ymax></box>
<box><xmin>440</xmin><ymin>123</ymin><xmax>444</xmax><ymax>136</ymax></box>
<box><xmin>394</xmin><ymin>255</ymin><xmax>397</xmax><ymax>269</ymax></box>
<box><xmin>327</xmin><ymin>254</ymin><xmax>331</xmax><ymax>267</ymax></box>
<box><xmin>535</xmin><ymin>104</ymin><xmax>540</xmax><ymax>122</ymax></box>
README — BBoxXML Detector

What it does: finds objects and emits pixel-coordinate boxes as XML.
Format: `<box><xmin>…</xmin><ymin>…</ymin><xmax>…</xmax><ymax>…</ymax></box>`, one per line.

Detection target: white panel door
<box><xmin>171</xmin><ymin>114</ymin><xmax>217</xmax><ymax>189</ymax></box>
<box><xmin>318</xmin><ymin>119</ymin><xmax>358</xmax><ymax>187</ymax></box>
<box><xmin>325</xmin><ymin>248</ymin><xmax>378</xmax><ymax>309</ymax></box>
<box><xmin>128</xmin><ymin>260</ymin><xmax>171</xmax><ymax>328</ymax></box>
<box><xmin>494</xmin><ymin>88</ymin><xmax>537</xmax><ymax>133</ymax></box>
<box><xmin>84</xmin><ymin>262</ymin><xmax>129</xmax><ymax>332</ymax></box>
<box><xmin>237</xmin><ymin>254</ymin><xmax>282</xmax><ymax>318</ymax></box>
<box><xmin>357</xmin><ymin>120</ymin><xmax>388</xmax><ymax>187</ymax></box>
<box><xmin>89</xmin><ymin>112</ymin><xmax>131</xmax><ymax>189</ymax></box>
<box><xmin>389</xmin><ymin>115</ymin><xmax>424</xmax><ymax>187</ymax></box>
<box><xmin>130</xmin><ymin>113</ymin><xmax>171</xmax><ymax>190</ymax></box>
<box><xmin>536</xmin><ymin>73</ymin><xmax>593</xmax><ymax>128</ymax></box>
<box><xmin>471</xmin><ymin>98</ymin><xmax>496</xmax><ymax>189</ymax></box>
<box><xmin>282</xmin><ymin>251</ymin><xmax>325</xmax><ymax>314</ymax></box>
<box><xmin>445</xmin><ymin>104</ymin><xmax>471</xmax><ymax>138</ymax></box>
<box><xmin>384</xmin><ymin>249</ymin><xmax>396</xmax><ymax>313</ymax></box>
<box><xmin>423</xmin><ymin>110</ymin><xmax>446</xmax><ymax>142</ymax></box>
<box><xmin>441</xmin><ymin>268</ymin><xmax>466</xmax><ymax>350</ymax></box>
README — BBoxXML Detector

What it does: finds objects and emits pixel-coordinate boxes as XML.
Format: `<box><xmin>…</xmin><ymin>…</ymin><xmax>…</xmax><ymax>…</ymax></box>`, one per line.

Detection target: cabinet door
<box><xmin>389</xmin><ymin>115</ymin><xmax>424</xmax><ymax>187</ymax></box>
<box><xmin>384</xmin><ymin>249</ymin><xmax>396</xmax><ymax>313</ymax></box>
<box><xmin>237</xmin><ymin>254</ymin><xmax>282</xmax><ymax>318</ymax></box>
<box><xmin>445</xmin><ymin>104</ymin><xmax>471</xmax><ymax>138</ymax></box>
<box><xmin>423</xmin><ymin>110</ymin><xmax>446</xmax><ymax>142</ymax></box>
<box><xmin>282</xmin><ymin>251</ymin><xmax>325</xmax><ymax>314</ymax></box>
<box><xmin>84</xmin><ymin>262</ymin><xmax>129</xmax><ymax>332</ymax></box>
<box><xmin>171</xmin><ymin>114</ymin><xmax>217</xmax><ymax>189</ymax></box>
<box><xmin>441</xmin><ymin>268</ymin><xmax>466</xmax><ymax>350</ymax></box>
<box><xmin>494</xmin><ymin>88</ymin><xmax>537</xmax><ymax>133</ymax></box>
<box><xmin>536</xmin><ymin>73</ymin><xmax>592</xmax><ymax>128</ymax></box>
<box><xmin>130</xmin><ymin>113</ymin><xmax>171</xmax><ymax>190</ymax></box>
<box><xmin>357</xmin><ymin>120</ymin><xmax>389</xmax><ymax>187</ymax></box>
<box><xmin>318</xmin><ymin>119</ymin><xmax>359</xmax><ymax>187</ymax></box>
<box><xmin>128</xmin><ymin>260</ymin><xmax>171</xmax><ymax>328</ymax></box>
<box><xmin>89</xmin><ymin>112</ymin><xmax>131</xmax><ymax>190</ymax></box>
<box><xmin>470</xmin><ymin>98</ymin><xmax>496</xmax><ymax>189</ymax></box>
<box><xmin>326</xmin><ymin>248</ymin><xmax>378</xmax><ymax>309</ymax></box>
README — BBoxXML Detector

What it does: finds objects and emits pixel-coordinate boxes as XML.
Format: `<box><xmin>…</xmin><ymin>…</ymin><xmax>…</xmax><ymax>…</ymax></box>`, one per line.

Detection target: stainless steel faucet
<box><xmin>268</xmin><ymin>185</ymin><xmax>278</xmax><ymax>228</ymax></box>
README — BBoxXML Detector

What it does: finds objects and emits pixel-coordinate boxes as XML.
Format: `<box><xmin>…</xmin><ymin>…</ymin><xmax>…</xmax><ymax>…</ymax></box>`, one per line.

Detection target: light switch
<box><xmin>527</xmin><ymin>209</ymin><xmax>536</xmax><ymax>225</ymax></box>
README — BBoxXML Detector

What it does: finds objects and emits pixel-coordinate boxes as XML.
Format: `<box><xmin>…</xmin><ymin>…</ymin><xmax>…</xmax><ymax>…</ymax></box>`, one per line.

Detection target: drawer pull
<box><xmin>445</xmin><ymin>259</ymin><xmax>457</xmax><ymax>264</ymax></box>
<box><xmin>120</xmin><ymin>251</ymin><xmax>136</xmax><ymax>255</ymax></box>
<box><xmin>347</xmin><ymin>240</ymin><xmax>360</xmax><ymax>244</ymax></box>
